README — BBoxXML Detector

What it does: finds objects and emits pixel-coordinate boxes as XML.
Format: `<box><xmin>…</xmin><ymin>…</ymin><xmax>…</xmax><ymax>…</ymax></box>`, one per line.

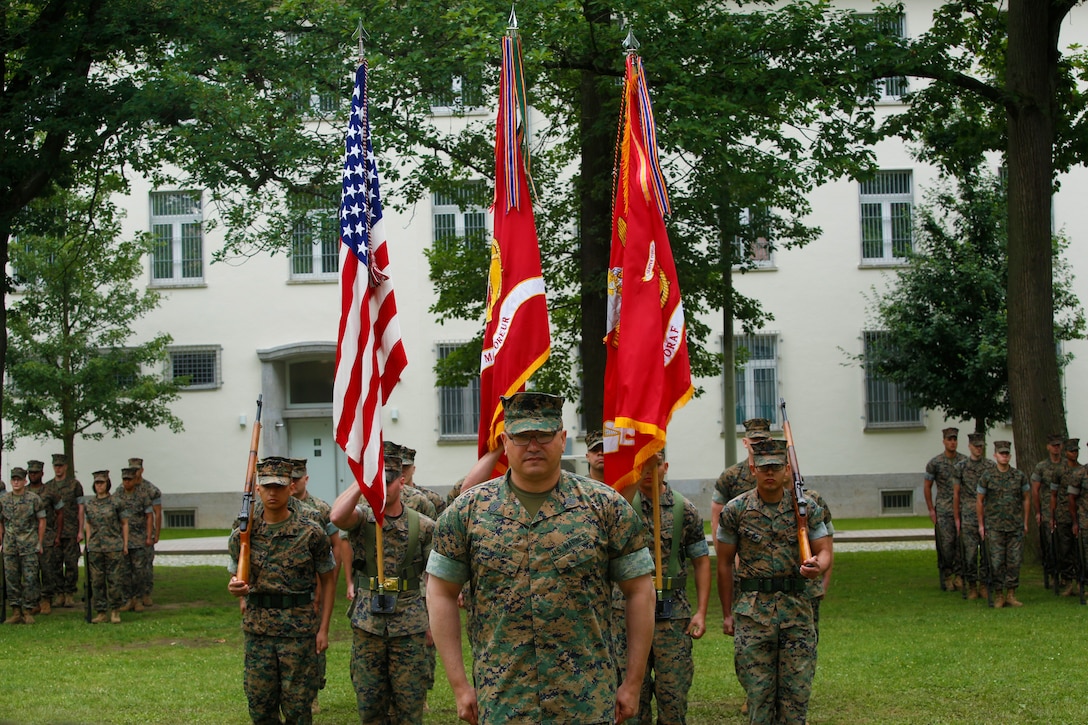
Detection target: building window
<box><xmin>859</xmin><ymin>171</ymin><xmax>913</xmax><ymax>264</ymax></box>
<box><xmin>288</xmin><ymin>359</ymin><xmax>334</xmax><ymax>406</ymax></box>
<box><xmin>164</xmin><ymin>509</ymin><xmax>196</xmax><ymax>529</ymax></box>
<box><xmin>863</xmin><ymin>331</ymin><xmax>923</xmax><ymax>427</ymax></box>
<box><xmin>733</xmin><ymin>206</ymin><xmax>774</xmax><ymax>269</ymax></box>
<box><xmin>289</xmin><ymin>190</ymin><xmax>339</xmax><ymax>281</ymax></box>
<box><xmin>428</xmin><ymin>71</ymin><xmax>486</xmax><ymax>111</ymax></box>
<box><xmin>858</xmin><ymin>12</ymin><xmax>908</xmax><ymax>101</ymax></box>
<box><xmin>732</xmin><ymin>333</ymin><xmax>779</xmax><ymax>430</ymax></box>
<box><xmin>437</xmin><ymin>342</ymin><xmax>480</xmax><ymax>439</ymax></box>
<box><xmin>433</xmin><ymin>182</ymin><xmax>489</xmax><ymax>251</ymax></box>
<box><xmin>150</xmin><ymin>191</ymin><xmax>203</xmax><ymax>285</ymax></box>
<box><xmin>881</xmin><ymin>490</ymin><xmax>914</xmax><ymax>515</ymax></box>
<box><xmin>168</xmin><ymin>345</ymin><xmax>222</xmax><ymax>390</ymax></box>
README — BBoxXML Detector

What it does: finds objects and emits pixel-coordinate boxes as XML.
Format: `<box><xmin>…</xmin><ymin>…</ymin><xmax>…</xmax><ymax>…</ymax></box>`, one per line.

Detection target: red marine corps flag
<box><xmin>603</xmin><ymin>50</ymin><xmax>694</xmax><ymax>491</ymax></box>
<box><xmin>477</xmin><ymin>22</ymin><xmax>551</xmax><ymax>472</ymax></box>
<box><xmin>334</xmin><ymin>60</ymin><xmax>407</xmax><ymax>521</ymax></box>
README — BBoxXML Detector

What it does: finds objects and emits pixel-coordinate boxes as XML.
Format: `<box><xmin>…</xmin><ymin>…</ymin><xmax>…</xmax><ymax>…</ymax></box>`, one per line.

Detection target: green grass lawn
<box><xmin>158</xmin><ymin>528</ymin><xmax>230</xmax><ymax>540</ymax></box>
<box><xmin>0</xmin><ymin>551</ymin><xmax>1081</xmax><ymax>724</ymax></box>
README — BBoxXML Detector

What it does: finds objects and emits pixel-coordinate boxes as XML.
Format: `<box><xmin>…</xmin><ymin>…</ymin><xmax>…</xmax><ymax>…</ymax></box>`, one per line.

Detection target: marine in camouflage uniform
<box><xmin>710</xmin><ymin>418</ymin><xmax>771</xmax><ymax>541</ymax></box>
<box><xmin>1</xmin><ymin>467</ymin><xmax>47</xmax><ymax>624</ymax></box>
<box><xmin>115</xmin><ymin>467</ymin><xmax>154</xmax><ymax>612</ymax></box>
<box><xmin>611</xmin><ymin>452</ymin><xmax>709</xmax><ymax>725</ymax></box>
<box><xmin>716</xmin><ymin>438</ymin><xmax>831</xmax><ymax>725</ymax></box>
<box><xmin>24</xmin><ymin>460</ymin><xmax>50</xmax><ymax>614</ymax></box>
<box><xmin>977</xmin><ymin>441</ymin><xmax>1030</xmax><ymax>608</ymax></box>
<box><xmin>1051</xmin><ymin>439</ymin><xmax>1081</xmax><ymax>595</ymax></box>
<box><xmin>1031</xmin><ymin>434</ymin><xmax>1065</xmax><ymax>536</ymax></box>
<box><xmin>228</xmin><ymin>458</ymin><xmax>336</xmax><ymax>725</ymax></box>
<box><xmin>804</xmin><ymin>489</ymin><xmax>834</xmax><ymax>640</ymax></box>
<box><xmin>82</xmin><ymin>471</ymin><xmax>130</xmax><ymax>623</ymax></box>
<box><xmin>130</xmin><ymin>457</ymin><xmax>162</xmax><ymax>606</ymax></box>
<box><xmin>954</xmin><ymin>433</ymin><xmax>994</xmax><ymax>599</ymax></box>
<box><xmin>427</xmin><ymin>392</ymin><xmax>656</xmax><ymax>725</ymax></box>
<box><xmin>45</xmin><ymin>453</ymin><xmax>84</xmax><ymax>606</ymax></box>
<box><xmin>289</xmin><ymin>458</ymin><xmax>342</xmax><ymax>711</ymax></box>
<box><xmin>332</xmin><ymin>454</ymin><xmax>434</xmax><ymax>725</ymax></box>
<box><xmin>1065</xmin><ymin>460</ymin><xmax>1088</xmax><ymax>589</ymax></box>
<box><xmin>924</xmin><ymin>428</ymin><xmax>967</xmax><ymax>590</ymax></box>
<box><xmin>390</xmin><ymin>443</ymin><xmax>442</xmax><ymax>699</ymax></box>
<box><xmin>585</xmin><ymin>429</ymin><xmax>606</xmax><ymax>483</ymax></box>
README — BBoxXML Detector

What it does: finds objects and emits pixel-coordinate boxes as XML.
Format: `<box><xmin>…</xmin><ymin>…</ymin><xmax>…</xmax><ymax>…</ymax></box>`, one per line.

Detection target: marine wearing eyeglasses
<box><xmin>427</xmin><ymin>391</ymin><xmax>656</xmax><ymax>725</ymax></box>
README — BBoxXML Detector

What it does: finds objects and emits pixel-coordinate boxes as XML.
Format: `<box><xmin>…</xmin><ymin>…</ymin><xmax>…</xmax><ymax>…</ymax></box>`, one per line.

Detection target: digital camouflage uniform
<box><xmin>228</xmin><ymin>506</ymin><xmax>335</xmax><ymax>725</ymax></box>
<box><xmin>413</xmin><ymin>484</ymin><xmax>446</xmax><ymax>519</ymax></box>
<box><xmin>345</xmin><ymin>504</ymin><xmax>434</xmax><ymax>724</ymax></box>
<box><xmin>400</xmin><ymin>486</ymin><xmax>437</xmax><ymax>520</ymax></box>
<box><xmin>83</xmin><ymin>493</ymin><xmax>130</xmax><ymax>614</ymax></box>
<box><xmin>115</xmin><ymin>485</ymin><xmax>154</xmax><ymax>603</ymax></box>
<box><xmin>611</xmin><ymin>486</ymin><xmax>707</xmax><ymax>725</ymax></box>
<box><xmin>296</xmin><ymin>490</ymin><xmax>337</xmax><ymax>697</ymax></box>
<box><xmin>957</xmin><ymin>456</ymin><xmax>995</xmax><ymax>588</ymax></box>
<box><xmin>805</xmin><ymin>489</ymin><xmax>833</xmax><ymax>640</ymax></box>
<box><xmin>24</xmin><ymin>472</ymin><xmax>48</xmax><ymax>603</ymax></box>
<box><xmin>37</xmin><ymin>478</ymin><xmax>62</xmax><ymax>602</ymax></box>
<box><xmin>1063</xmin><ymin>466</ymin><xmax>1088</xmax><ymax>584</ymax></box>
<box><xmin>978</xmin><ymin>465</ymin><xmax>1030</xmax><ymax>590</ymax></box>
<box><xmin>926</xmin><ymin>452</ymin><xmax>967</xmax><ymax>583</ymax></box>
<box><xmin>717</xmin><ymin>487</ymin><xmax>829</xmax><ymax>725</ymax></box>
<box><xmin>138</xmin><ymin>477</ymin><xmax>162</xmax><ymax>599</ymax></box>
<box><xmin>1031</xmin><ymin>457</ymin><xmax>1063</xmax><ymax>529</ymax></box>
<box><xmin>1</xmin><ymin>488</ymin><xmax>46</xmax><ymax>611</ymax></box>
<box><xmin>427</xmin><ymin>470</ymin><xmax>654</xmax><ymax>725</ymax></box>
<box><xmin>1053</xmin><ymin>462</ymin><xmax>1080</xmax><ymax>585</ymax></box>
<box><xmin>446</xmin><ymin>478</ymin><xmax>465</xmax><ymax>509</ymax></box>
<box><xmin>45</xmin><ymin>474</ymin><xmax>83</xmax><ymax>598</ymax></box>
<box><xmin>713</xmin><ymin>461</ymin><xmax>757</xmax><ymax>507</ymax></box>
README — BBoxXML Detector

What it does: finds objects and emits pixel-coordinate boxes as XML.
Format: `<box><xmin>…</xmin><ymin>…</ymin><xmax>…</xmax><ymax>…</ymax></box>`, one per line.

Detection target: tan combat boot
<box><xmin>1005</xmin><ymin>589</ymin><xmax>1024</xmax><ymax>607</ymax></box>
<box><xmin>1060</xmin><ymin>581</ymin><xmax>1076</xmax><ymax>597</ymax></box>
<box><xmin>29</xmin><ymin>602</ymin><xmax>41</xmax><ymax>615</ymax></box>
<box><xmin>967</xmin><ymin>583</ymin><xmax>979</xmax><ymax>600</ymax></box>
<box><xmin>91</xmin><ymin>612</ymin><xmax>108</xmax><ymax>624</ymax></box>
<box><xmin>63</xmin><ymin>593</ymin><xmax>75</xmax><ymax>607</ymax></box>
<box><xmin>110</xmin><ymin>610</ymin><xmax>121</xmax><ymax>624</ymax></box>
<box><xmin>132</xmin><ymin>599</ymin><xmax>144</xmax><ymax>613</ymax></box>
<box><xmin>119</xmin><ymin>598</ymin><xmax>135</xmax><ymax>612</ymax></box>
<box><xmin>4</xmin><ymin>608</ymin><xmax>24</xmax><ymax>625</ymax></box>
<box><xmin>952</xmin><ymin>575</ymin><xmax>964</xmax><ymax>591</ymax></box>
<box><xmin>22</xmin><ymin>611</ymin><xmax>35</xmax><ymax>624</ymax></box>
<box><xmin>38</xmin><ymin>598</ymin><xmax>51</xmax><ymax>615</ymax></box>
<box><xmin>141</xmin><ymin>595</ymin><xmax>153</xmax><ymax>607</ymax></box>
<box><xmin>979</xmin><ymin>584</ymin><xmax>989</xmax><ymax>600</ymax></box>
<box><xmin>993</xmin><ymin>590</ymin><xmax>1005</xmax><ymax>608</ymax></box>
<box><xmin>52</xmin><ymin>594</ymin><xmax>64</xmax><ymax>607</ymax></box>
<box><xmin>943</xmin><ymin>574</ymin><xmax>954</xmax><ymax>591</ymax></box>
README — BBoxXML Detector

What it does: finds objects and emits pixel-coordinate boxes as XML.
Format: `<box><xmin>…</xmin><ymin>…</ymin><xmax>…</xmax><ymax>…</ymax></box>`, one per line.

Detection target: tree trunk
<box><xmin>577</xmin><ymin>40</ymin><xmax>617</xmax><ymax>431</ymax></box>
<box><xmin>1004</xmin><ymin>0</ymin><xmax>1066</xmax><ymax>473</ymax></box>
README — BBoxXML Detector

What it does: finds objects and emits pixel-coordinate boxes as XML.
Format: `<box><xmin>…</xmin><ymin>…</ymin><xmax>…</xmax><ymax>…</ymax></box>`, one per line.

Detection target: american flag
<box><xmin>333</xmin><ymin>61</ymin><xmax>407</xmax><ymax>521</ymax></box>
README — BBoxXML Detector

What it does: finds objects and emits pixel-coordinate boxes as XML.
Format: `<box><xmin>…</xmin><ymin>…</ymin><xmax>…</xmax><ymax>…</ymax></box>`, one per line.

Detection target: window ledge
<box><xmin>864</xmin><ymin>422</ymin><xmax>926</xmax><ymax>432</ymax></box>
<box><xmin>287</xmin><ymin>276</ymin><xmax>338</xmax><ymax>285</ymax></box>
<box><xmin>428</xmin><ymin>105</ymin><xmax>490</xmax><ymax>118</ymax></box>
<box><xmin>858</xmin><ymin>260</ymin><xmax>908</xmax><ymax>270</ymax></box>
<box><xmin>437</xmin><ymin>435</ymin><xmax>478</xmax><ymax>445</ymax></box>
<box><xmin>150</xmin><ymin>280</ymin><xmax>207</xmax><ymax>289</ymax></box>
<box><xmin>731</xmin><ymin>264</ymin><xmax>777</xmax><ymax>273</ymax></box>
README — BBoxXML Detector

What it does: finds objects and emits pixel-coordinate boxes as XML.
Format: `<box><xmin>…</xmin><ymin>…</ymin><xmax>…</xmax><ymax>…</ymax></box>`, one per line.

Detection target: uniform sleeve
<box><xmin>425</xmin><ymin>497</ymin><xmax>471</xmax><ymax>584</ymax></box>
<box><xmin>924</xmin><ymin>458</ymin><xmax>936</xmax><ymax>481</ymax></box>
<box><xmin>606</xmin><ymin>492</ymin><xmax>654</xmax><ymax>582</ymax></box>
<box><xmin>711</xmin><ymin>472</ymin><xmax>729</xmax><ymax>505</ymax></box>
<box><xmin>682</xmin><ymin>499</ymin><xmax>709</xmax><ymax>559</ymax></box>
<box><xmin>309</xmin><ymin>526</ymin><xmax>336</xmax><ymax>575</ymax></box>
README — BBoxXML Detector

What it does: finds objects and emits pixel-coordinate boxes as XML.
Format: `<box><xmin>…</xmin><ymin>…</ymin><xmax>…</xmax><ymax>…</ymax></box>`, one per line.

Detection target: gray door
<box><xmin>286</xmin><ymin>418</ymin><xmax>350</xmax><ymax>504</ymax></box>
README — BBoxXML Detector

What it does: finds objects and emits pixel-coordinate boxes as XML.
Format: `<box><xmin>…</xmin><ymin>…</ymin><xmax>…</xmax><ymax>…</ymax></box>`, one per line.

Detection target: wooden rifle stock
<box><xmin>236</xmin><ymin>395</ymin><xmax>263</xmax><ymax>584</ymax></box>
<box><xmin>779</xmin><ymin>399</ymin><xmax>813</xmax><ymax>563</ymax></box>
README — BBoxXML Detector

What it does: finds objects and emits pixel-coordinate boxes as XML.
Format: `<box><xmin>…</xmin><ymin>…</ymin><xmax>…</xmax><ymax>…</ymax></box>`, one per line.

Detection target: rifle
<box><xmin>779</xmin><ymin>399</ymin><xmax>813</xmax><ymax>564</ymax></box>
<box><xmin>958</xmin><ymin>530</ymin><xmax>968</xmax><ymax>600</ymax></box>
<box><xmin>1051</xmin><ymin>524</ymin><xmax>1060</xmax><ymax>596</ymax></box>
<box><xmin>235</xmin><ymin>395</ymin><xmax>264</xmax><ymax>585</ymax></box>
<box><xmin>83</xmin><ymin>544</ymin><xmax>92</xmax><ymax>623</ymax></box>
<box><xmin>980</xmin><ymin>534</ymin><xmax>994</xmax><ymax>608</ymax></box>
<box><xmin>1077</xmin><ymin>529</ymin><xmax>1086</xmax><ymax>606</ymax></box>
<box><xmin>1</xmin><ymin>542</ymin><xmax>6</xmax><ymax>622</ymax></box>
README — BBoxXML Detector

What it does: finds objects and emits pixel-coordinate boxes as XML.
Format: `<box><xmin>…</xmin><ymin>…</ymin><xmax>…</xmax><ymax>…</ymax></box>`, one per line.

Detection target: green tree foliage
<box><xmin>863</xmin><ymin>170</ymin><xmax>1084</xmax><ymax>434</ymax></box>
<box><xmin>5</xmin><ymin>175</ymin><xmax>183</xmax><ymax>470</ymax></box>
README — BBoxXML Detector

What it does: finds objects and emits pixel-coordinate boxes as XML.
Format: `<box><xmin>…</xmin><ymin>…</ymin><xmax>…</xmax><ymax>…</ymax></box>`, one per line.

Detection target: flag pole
<box><xmin>651</xmin><ymin>460</ymin><xmax>663</xmax><ymax>594</ymax></box>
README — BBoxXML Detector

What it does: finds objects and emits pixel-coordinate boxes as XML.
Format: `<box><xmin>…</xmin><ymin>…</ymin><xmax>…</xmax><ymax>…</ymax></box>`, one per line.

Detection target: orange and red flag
<box><xmin>603</xmin><ymin>52</ymin><xmax>694</xmax><ymax>491</ymax></box>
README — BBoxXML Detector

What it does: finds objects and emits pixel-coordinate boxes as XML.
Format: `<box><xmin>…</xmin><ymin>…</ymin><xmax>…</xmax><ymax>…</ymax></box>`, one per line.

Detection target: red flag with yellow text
<box><xmin>603</xmin><ymin>52</ymin><xmax>694</xmax><ymax>491</ymax></box>
<box><xmin>477</xmin><ymin>32</ymin><xmax>551</xmax><ymax>472</ymax></box>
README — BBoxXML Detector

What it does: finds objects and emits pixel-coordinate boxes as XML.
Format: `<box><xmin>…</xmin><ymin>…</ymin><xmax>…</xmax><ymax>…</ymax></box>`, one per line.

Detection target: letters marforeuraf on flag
<box><xmin>478</xmin><ymin>32</ymin><xmax>551</xmax><ymax>468</ymax></box>
<box><xmin>603</xmin><ymin>52</ymin><xmax>694</xmax><ymax>491</ymax></box>
<box><xmin>334</xmin><ymin>61</ymin><xmax>407</xmax><ymax>521</ymax></box>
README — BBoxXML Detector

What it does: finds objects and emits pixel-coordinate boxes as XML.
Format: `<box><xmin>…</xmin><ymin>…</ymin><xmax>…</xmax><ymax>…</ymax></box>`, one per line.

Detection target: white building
<box><xmin>7</xmin><ymin>1</ymin><xmax>1087</xmax><ymax>527</ymax></box>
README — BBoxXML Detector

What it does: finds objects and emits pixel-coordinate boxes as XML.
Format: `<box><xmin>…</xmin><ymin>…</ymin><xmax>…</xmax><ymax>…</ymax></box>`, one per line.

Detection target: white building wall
<box><xmin>5</xmin><ymin>1</ymin><xmax>1086</xmax><ymax>524</ymax></box>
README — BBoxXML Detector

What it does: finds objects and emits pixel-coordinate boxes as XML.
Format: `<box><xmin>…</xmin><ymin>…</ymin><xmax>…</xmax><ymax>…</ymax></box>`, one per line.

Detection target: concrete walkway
<box><xmin>156</xmin><ymin>527</ymin><xmax>935</xmax><ymax>560</ymax></box>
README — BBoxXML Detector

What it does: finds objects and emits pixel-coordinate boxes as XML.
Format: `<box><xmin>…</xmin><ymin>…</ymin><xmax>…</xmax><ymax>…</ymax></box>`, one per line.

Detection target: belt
<box><xmin>658</xmin><ymin>575</ymin><xmax>686</xmax><ymax>594</ymax></box>
<box><xmin>247</xmin><ymin>592</ymin><xmax>313</xmax><ymax>609</ymax></box>
<box><xmin>738</xmin><ymin>577</ymin><xmax>808</xmax><ymax>594</ymax></box>
<box><xmin>367</xmin><ymin>576</ymin><xmax>420</xmax><ymax>592</ymax></box>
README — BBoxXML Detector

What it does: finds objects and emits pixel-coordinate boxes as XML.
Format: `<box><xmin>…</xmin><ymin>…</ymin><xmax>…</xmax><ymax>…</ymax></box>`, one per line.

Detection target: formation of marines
<box><xmin>1</xmin><ymin>454</ymin><xmax>162</xmax><ymax>625</ymax></box>
<box><xmin>929</xmin><ymin>427</ymin><xmax>1087</xmax><ymax>607</ymax></box>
